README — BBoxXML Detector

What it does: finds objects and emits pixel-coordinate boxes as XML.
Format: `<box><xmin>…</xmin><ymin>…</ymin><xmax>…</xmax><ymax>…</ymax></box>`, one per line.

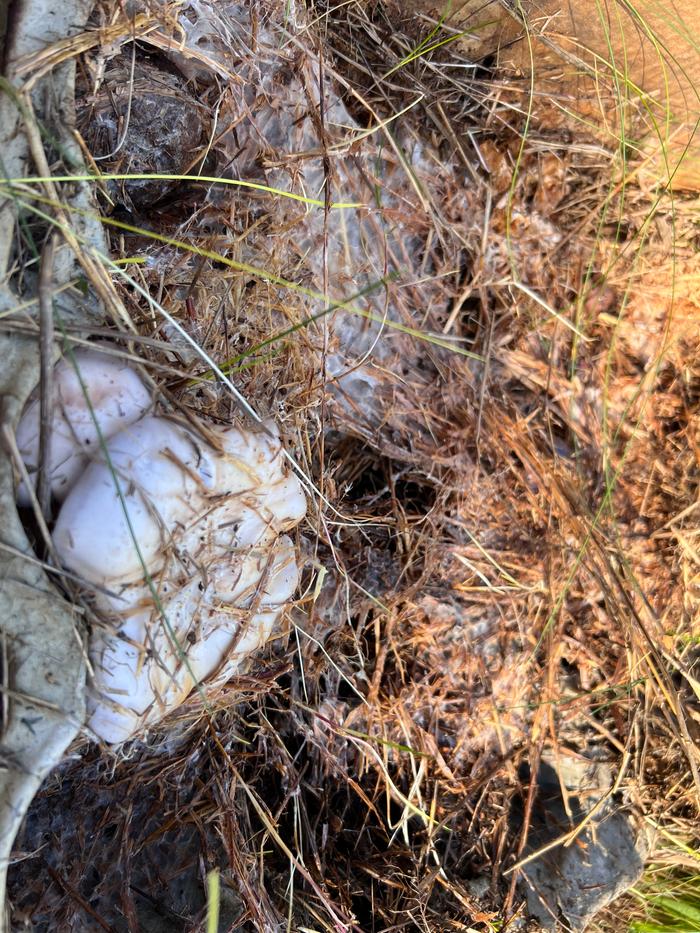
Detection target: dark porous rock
<box><xmin>512</xmin><ymin>758</ymin><xmax>648</xmax><ymax>931</ymax></box>
<box><xmin>78</xmin><ymin>55</ymin><xmax>208</xmax><ymax>210</ymax></box>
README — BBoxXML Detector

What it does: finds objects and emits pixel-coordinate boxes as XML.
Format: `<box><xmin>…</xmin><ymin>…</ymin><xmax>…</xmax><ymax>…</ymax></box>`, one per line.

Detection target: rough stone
<box><xmin>514</xmin><ymin>760</ymin><xmax>648</xmax><ymax>931</ymax></box>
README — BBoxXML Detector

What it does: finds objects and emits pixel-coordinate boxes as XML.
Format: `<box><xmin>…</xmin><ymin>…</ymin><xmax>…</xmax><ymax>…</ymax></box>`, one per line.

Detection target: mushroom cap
<box><xmin>53</xmin><ymin>416</ymin><xmax>218</xmax><ymax>587</ymax></box>
<box><xmin>15</xmin><ymin>347</ymin><xmax>152</xmax><ymax>505</ymax></box>
<box><xmin>210</xmin><ymin>422</ymin><xmax>308</xmax><ymax>536</ymax></box>
<box><xmin>53</xmin><ymin>417</ymin><xmax>308</xmax><ymax>588</ymax></box>
<box><xmin>87</xmin><ymin>534</ymin><xmax>300</xmax><ymax>744</ymax></box>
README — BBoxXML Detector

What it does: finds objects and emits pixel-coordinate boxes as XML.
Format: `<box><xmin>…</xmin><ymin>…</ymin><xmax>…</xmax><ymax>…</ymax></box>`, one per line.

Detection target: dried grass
<box><xmin>4</xmin><ymin>1</ymin><xmax>700</xmax><ymax>930</ymax></box>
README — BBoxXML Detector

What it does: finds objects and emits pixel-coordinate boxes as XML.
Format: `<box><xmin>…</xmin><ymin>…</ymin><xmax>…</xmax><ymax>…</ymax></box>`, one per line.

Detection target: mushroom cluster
<box><xmin>16</xmin><ymin>349</ymin><xmax>306</xmax><ymax>743</ymax></box>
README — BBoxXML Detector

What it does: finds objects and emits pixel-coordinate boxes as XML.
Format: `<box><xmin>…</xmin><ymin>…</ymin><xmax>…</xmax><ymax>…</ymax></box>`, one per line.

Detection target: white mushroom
<box><xmin>15</xmin><ymin>348</ymin><xmax>152</xmax><ymax>506</ymax></box>
<box><xmin>86</xmin><ymin>535</ymin><xmax>299</xmax><ymax>744</ymax></box>
<box><xmin>53</xmin><ymin>415</ymin><xmax>219</xmax><ymax>587</ymax></box>
<box><xmin>52</xmin><ymin>411</ymin><xmax>307</xmax><ymax>744</ymax></box>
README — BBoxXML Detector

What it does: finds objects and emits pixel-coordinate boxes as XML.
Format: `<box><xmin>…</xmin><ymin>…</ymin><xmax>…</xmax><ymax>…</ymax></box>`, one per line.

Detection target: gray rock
<box><xmin>515</xmin><ymin>760</ymin><xmax>648</xmax><ymax>930</ymax></box>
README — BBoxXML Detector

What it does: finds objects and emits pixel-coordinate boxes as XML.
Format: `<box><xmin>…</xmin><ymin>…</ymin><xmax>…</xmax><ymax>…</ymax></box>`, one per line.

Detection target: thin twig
<box><xmin>0</xmin><ymin>632</ymin><xmax>8</xmax><ymax>738</ymax></box>
<box><xmin>94</xmin><ymin>41</ymin><xmax>136</xmax><ymax>161</ymax></box>
<box><xmin>0</xmin><ymin>420</ymin><xmax>56</xmax><ymax>563</ymax></box>
<box><xmin>37</xmin><ymin>232</ymin><xmax>56</xmax><ymax>519</ymax></box>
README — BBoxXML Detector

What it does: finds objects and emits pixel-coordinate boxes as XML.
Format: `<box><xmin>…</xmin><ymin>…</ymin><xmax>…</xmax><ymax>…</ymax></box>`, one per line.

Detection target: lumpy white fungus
<box><xmin>17</xmin><ymin>351</ymin><xmax>307</xmax><ymax>744</ymax></box>
<box><xmin>15</xmin><ymin>348</ymin><xmax>153</xmax><ymax>506</ymax></box>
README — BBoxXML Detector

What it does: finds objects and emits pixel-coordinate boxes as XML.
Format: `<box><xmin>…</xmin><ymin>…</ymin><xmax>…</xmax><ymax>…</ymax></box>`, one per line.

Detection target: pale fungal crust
<box><xmin>161</xmin><ymin>0</ymin><xmax>445</xmax><ymax>404</ymax></box>
<box><xmin>19</xmin><ymin>353</ymin><xmax>306</xmax><ymax>744</ymax></box>
<box><xmin>0</xmin><ymin>0</ymin><xmax>118</xmax><ymax>910</ymax></box>
<box><xmin>15</xmin><ymin>347</ymin><xmax>153</xmax><ymax>506</ymax></box>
